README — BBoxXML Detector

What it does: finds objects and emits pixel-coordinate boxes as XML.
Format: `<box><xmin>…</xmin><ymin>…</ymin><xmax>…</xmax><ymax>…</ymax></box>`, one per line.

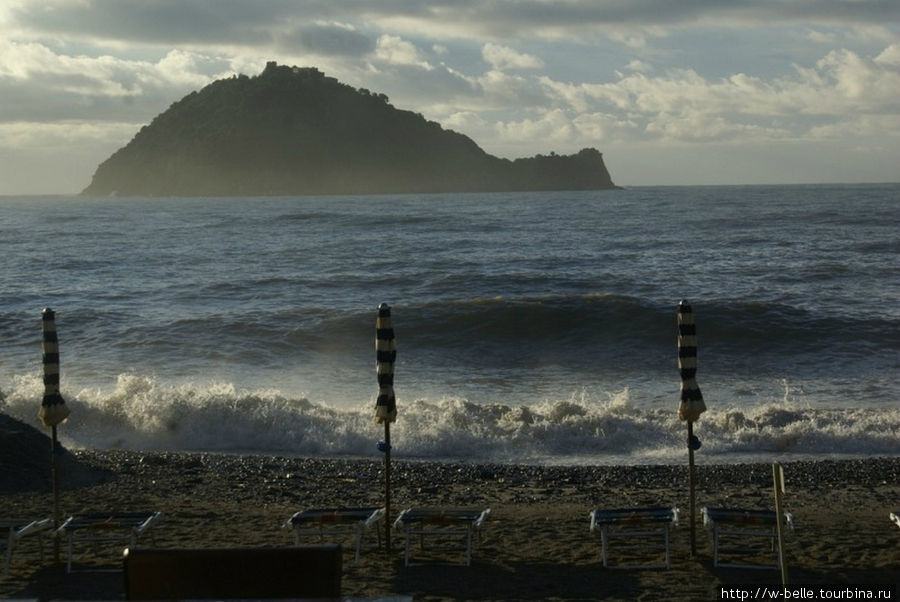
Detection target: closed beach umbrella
<box><xmin>375</xmin><ymin>303</ymin><xmax>397</xmax><ymax>424</ymax></box>
<box><xmin>40</xmin><ymin>308</ymin><xmax>70</xmax><ymax>428</ymax></box>
<box><xmin>374</xmin><ymin>303</ymin><xmax>396</xmax><ymax>553</ymax></box>
<box><xmin>39</xmin><ymin>307</ymin><xmax>70</xmax><ymax>561</ymax></box>
<box><xmin>677</xmin><ymin>301</ymin><xmax>706</xmax><ymax>423</ymax></box>
<box><xmin>677</xmin><ymin>300</ymin><xmax>706</xmax><ymax>555</ymax></box>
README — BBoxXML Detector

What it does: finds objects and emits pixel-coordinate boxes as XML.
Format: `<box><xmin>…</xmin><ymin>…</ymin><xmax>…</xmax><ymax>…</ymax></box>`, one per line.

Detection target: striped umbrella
<box><xmin>375</xmin><ymin>303</ymin><xmax>397</xmax><ymax>424</ymax></box>
<box><xmin>677</xmin><ymin>301</ymin><xmax>706</xmax><ymax>423</ymax></box>
<box><xmin>40</xmin><ymin>308</ymin><xmax>70</xmax><ymax>428</ymax></box>
<box><xmin>39</xmin><ymin>307</ymin><xmax>70</xmax><ymax>562</ymax></box>
<box><xmin>374</xmin><ymin>303</ymin><xmax>396</xmax><ymax>553</ymax></box>
<box><xmin>677</xmin><ymin>300</ymin><xmax>706</xmax><ymax>556</ymax></box>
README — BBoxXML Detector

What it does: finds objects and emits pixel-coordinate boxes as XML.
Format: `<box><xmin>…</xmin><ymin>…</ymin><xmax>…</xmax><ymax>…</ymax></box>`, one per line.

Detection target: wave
<box><xmin>3</xmin><ymin>293</ymin><xmax>895</xmax><ymax>385</ymax></box>
<box><xmin>2</xmin><ymin>373</ymin><xmax>897</xmax><ymax>463</ymax></box>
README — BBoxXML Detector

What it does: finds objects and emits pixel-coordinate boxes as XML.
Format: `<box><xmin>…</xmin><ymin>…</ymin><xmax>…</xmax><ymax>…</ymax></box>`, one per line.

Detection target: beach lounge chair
<box><xmin>588</xmin><ymin>507</ymin><xmax>679</xmax><ymax>569</ymax></box>
<box><xmin>123</xmin><ymin>545</ymin><xmax>342</xmax><ymax>600</ymax></box>
<box><xmin>57</xmin><ymin>511</ymin><xmax>162</xmax><ymax>573</ymax></box>
<box><xmin>393</xmin><ymin>507</ymin><xmax>490</xmax><ymax>566</ymax></box>
<box><xmin>702</xmin><ymin>507</ymin><xmax>793</xmax><ymax>570</ymax></box>
<box><xmin>891</xmin><ymin>512</ymin><xmax>900</xmax><ymax>529</ymax></box>
<box><xmin>2</xmin><ymin>518</ymin><xmax>53</xmax><ymax>574</ymax></box>
<box><xmin>284</xmin><ymin>507</ymin><xmax>384</xmax><ymax>563</ymax></box>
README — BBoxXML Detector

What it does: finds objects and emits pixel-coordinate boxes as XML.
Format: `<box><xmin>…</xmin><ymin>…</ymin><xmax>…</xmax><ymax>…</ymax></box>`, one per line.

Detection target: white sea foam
<box><xmin>2</xmin><ymin>373</ymin><xmax>896</xmax><ymax>464</ymax></box>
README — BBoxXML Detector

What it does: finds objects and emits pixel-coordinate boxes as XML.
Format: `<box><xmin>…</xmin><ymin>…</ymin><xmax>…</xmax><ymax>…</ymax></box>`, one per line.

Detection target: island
<box><xmin>82</xmin><ymin>62</ymin><xmax>618</xmax><ymax>197</ymax></box>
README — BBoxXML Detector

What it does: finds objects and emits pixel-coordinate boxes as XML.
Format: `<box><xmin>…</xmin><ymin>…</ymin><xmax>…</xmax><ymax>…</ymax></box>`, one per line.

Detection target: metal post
<box><xmin>687</xmin><ymin>421</ymin><xmax>697</xmax><ymax>557</ymax></box>
<box><xmin>51</xmin><ymin>426</ymin><xmax>61</xmax><ymax>562</ymax></box>
<box><xmin>384</xmin><ymin>422</ymin><xmax>391</xmax><ymax>554</ymax></box>
<box><xmin>773</xmin><ymin>462</ymin><xmax>789</xmax><ymax>585</ymax></box>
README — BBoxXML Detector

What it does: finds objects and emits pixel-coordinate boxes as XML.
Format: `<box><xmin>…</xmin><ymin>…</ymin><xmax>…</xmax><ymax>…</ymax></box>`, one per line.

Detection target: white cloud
<box><xmin>0</xmin><ymin>42</ymin><xmax>225</xmax><ymax>123</ymax></box>
<box><xmin>475</xmin><ymin>69</ymin><xmax>551</xmax><ymax>109</ymax></box>
<box><xmin>625</xmin><ymin>59</ymin><xmax>652</xmax><ymax>73</ymax></box>
<box><xmin>375</xmin><ymin>35</ymin><xmax>433</xmax><ymax>69</ymax></box>
<box><xmin>805</xmin><ymin>29</ymin><xmax>837</xmax><ymax>44</ymax></box>
<box><xmin>876</xmin><ymin>44</ymin><xmax>900</xmax><ymax>66</ymax></box>
<box><xmin>494</xmin><ymin>108</ymin><xmax>574</xmax><ymax>143</ymax></box>
<box><xmin>481</xmin><ymin>43</ymin><xmax>543</xmax><ymax>70</ymax></box>
<box><xmin>527</xmin><ymin>42</ymin><xmax>900</xmax><ymax>149</ymax></box>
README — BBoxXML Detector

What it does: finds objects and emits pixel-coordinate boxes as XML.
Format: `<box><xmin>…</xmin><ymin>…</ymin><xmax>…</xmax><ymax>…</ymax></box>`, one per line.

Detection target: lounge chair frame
<box><xmin>57</xmin><ymin>511</ymin><xmax>162</xmax><ymax>573</ymax></box>
<box><xmin>393</xmin><ymin>508</ymin><xmax>490</xmax><ymax>567</ymax></box>
<box><xmin>284</xmin><ymin>507</ymin><xmax>384</xmax><ymax>563</ymax></box>
<box><xmin>589</xmin><ymin>507</ymin><xmax>679</xmax><ymax>570</ymax></box>
<box><xmin>702</xmin><ymin>507</ymin><xmax>793</xmax><ymax>570</ymax></box>
<box><xmin>2</xmin><ymin>518</ymin><xmax>52</xmax><ymax>574</ymax></box>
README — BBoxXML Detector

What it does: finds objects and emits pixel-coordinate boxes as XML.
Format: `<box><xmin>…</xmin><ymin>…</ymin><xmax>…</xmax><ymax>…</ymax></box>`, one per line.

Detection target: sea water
<box><xmin>1</xmin><ymin>185</ymin><xmax>898</xmax><ymax>464</ymax></box>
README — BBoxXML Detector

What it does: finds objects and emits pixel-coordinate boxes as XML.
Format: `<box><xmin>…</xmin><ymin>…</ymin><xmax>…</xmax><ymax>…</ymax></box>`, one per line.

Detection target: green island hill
<box><xmin>82</xmin><ymin>62</ymin><xmax>618</xmax><ymax>197</ymax></box>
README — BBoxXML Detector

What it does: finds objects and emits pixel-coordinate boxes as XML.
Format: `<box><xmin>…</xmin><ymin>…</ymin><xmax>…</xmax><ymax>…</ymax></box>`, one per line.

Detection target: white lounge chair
<box><xmin>589</xmin><ymin>507</ymin><xmax>679</xmax><ymax>569</ymax></box>
<box><xmin>393</xmin><ymin>508</ymin><xmax>490</xmax><ymax>566</ymax></box>
<box><xmin>284</xmin><ymin>507</ymin><xmax>384</xmax><ymax>563</ymax></box>
<box><xmin>57</xmin><ymin>511</ymin><xmax>162</xmax><ymax>573</ymax></box>
<box><xmin>2</xmin><ymin>518</ymin><xmax>53</xmax><ymax>574</ymax></box>
<box><xmin>702</xmin><ymin>507</ymin><xmax>793</xmax><ymax>570</ymax></box>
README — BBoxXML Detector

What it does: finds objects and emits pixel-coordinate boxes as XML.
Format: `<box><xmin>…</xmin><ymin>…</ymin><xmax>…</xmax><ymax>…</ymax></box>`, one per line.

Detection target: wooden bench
<box><xmin>123</xmin><ymin>545</ymin><xmax>342</xmax><ymax>600</ymax></box>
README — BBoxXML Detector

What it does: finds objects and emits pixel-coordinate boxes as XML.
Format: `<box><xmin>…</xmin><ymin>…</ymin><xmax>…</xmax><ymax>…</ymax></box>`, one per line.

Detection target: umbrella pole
<box><xmin>773</xmin><ymin>462</ymin><xmax>789</xmax><ymax>585</ymax></box>
<box><xmin>384</xmin><ymin>422</ymin><xmax>392</xmax><ymax>555</ymax></box>
<box><xmin>51</xmin><ymin>425</ymin><xmax>61</xmax><ymax>562</ymax></box>
<box><xmin>687</xmin><ymin>420</ymin><xmax>697</xmax><ymax>557</ymax></box>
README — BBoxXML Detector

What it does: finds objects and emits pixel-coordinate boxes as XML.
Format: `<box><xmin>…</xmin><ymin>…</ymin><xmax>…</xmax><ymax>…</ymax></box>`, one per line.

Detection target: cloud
<box><xmin>528</xmin><ymin>42</ymin><xmax>900</xmax><ymax>147</ymax></box>
<box><xmin>625</xmin><ymin>59</ymin><xmax>653</xmax><ymax>73</ymax></box>
<box><xmin>375</xmin><ymin>34</ymin><xmax>433</xmax><ymax>69</ymax></box>
<box><xmin>876</xmin><ymin>43</ymin><xmax>900</xmax><ymax>66</ymax></box>
<box><xmin>474</xmin><ymin>70</ymin><xmax>552</xmax><ymax>110</ymax></box>
<box><xmin>10</xmin><ymin>0</ymin><xmax>275</xmax><ymax>45</ymax></box>
<box><xmin>481</xmin><ymin>43</ymin><xmax>543</xmax><ymax>70</ymax></box>
<box><xmin>0</xmin><ymin>42</ymin><xmax>224</xmax><ymax>122</ymax></box>
<box><xmin>358</xmin><ymin>1</ymin><xmax>900</xmax><ymax>42</ymax></box>
<box><xmin>12</xmin><ymin>1</ymin><xmax>898</xmax><ymax>51</ymax></box>
<box><xmin>280</xmin><ymin>22</ymin><xmax>375</xmax><ymax>57</ymax></box>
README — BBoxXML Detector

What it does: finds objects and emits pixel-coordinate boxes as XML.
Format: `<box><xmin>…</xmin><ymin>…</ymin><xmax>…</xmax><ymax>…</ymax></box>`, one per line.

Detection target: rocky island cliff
<box><xmin>82</xmin><ymin>62</ymin><xmax>617</xmax><ymax>197</ymax></box>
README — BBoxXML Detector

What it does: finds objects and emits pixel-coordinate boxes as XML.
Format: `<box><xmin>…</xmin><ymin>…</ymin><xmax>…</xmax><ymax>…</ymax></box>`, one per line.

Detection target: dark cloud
<box><xmin>12</xmin><ymin>0</ymin><xmax>278</xmax><ymax>45</ymax></box>
<box><xmin>434</xmin><ymin>0</ymin><xmax>900</xmax><ymax>28</ymax></box>
<box><xmin>14</xmin><ymin>1</ymin><xmax>899</xmax><ymax>47</ymax></box>
<box><xmin>280</xmin><ymin>23</ymin><xmax>375</xmax><ymax>56</ymax></box>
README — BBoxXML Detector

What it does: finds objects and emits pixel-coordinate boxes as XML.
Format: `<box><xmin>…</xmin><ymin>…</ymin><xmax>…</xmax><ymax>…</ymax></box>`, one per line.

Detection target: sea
<box><xmin>1</xmin><ymin>184</ymin><xmax>898</xmax><ymax>465</ymax></box>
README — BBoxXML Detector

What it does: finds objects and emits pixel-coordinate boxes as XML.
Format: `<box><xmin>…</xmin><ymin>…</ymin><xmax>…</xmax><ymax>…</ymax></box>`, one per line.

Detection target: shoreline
<box><xmin>1</xmin><ymin>452</ymin><xmax>897</xmax><ymax>600</ymax></box>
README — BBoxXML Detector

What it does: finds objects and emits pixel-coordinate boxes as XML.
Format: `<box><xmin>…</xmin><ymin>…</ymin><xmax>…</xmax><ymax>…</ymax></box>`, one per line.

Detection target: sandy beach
<box><xmin>1</xmin><ymin>444</ymin><xmax>897</xmax><ymax>601</ymax></box>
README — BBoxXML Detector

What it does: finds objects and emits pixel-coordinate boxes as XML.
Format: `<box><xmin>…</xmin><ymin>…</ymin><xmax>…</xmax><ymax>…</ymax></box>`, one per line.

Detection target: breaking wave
<box><xmin>2</xmin><ymin>373</ymin><xmax>897</xmax><ymax>464</ymax></box>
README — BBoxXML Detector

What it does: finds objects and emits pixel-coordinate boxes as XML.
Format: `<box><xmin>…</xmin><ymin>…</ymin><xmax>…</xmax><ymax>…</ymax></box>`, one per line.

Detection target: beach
<box><xmin>1</xmin><ymin>450</ymin><xmax>897</xmax><ymax>601</ymax></box>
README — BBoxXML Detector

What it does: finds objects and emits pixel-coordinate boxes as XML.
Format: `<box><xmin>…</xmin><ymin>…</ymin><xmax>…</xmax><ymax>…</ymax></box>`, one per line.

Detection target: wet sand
<box><xmin>1</xmin><ymin>451</ymin><xmax>898</xmax><ymax>601</ymax></box>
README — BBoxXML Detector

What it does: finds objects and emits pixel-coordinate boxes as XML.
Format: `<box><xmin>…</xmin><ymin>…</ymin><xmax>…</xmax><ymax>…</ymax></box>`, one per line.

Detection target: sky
<box><xmin>1</xmin><ymin>1</ymin><xmax>899</xmax><ymax>194</ymax></box>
